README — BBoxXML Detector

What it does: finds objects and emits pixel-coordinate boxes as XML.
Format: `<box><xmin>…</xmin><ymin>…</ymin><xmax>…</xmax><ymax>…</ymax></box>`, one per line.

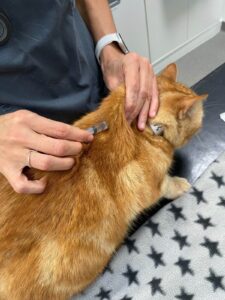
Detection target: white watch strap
<box><xmin>95</xmin><ymin>33</ymin><xmax>129</xmax><ymax>64</ymax></box>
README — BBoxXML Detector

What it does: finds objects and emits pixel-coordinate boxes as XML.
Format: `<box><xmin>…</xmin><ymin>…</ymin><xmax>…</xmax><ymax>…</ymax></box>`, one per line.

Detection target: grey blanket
<box><xmin>73</xmin><ymin>151</ymin><xmax>225</xmax><ymax>300</ymax></box>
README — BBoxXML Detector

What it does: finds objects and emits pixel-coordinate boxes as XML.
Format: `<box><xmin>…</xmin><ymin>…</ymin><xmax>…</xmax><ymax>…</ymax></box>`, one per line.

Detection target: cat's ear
<box><xmin>178</xmin><ymin>94</ymin><xmax>208</xmax><ymax>120</ymax></box>
<box><xmin>161</xmin><ymin>63</ymin><xmax>177</xmax><ymax>81</ymax></box>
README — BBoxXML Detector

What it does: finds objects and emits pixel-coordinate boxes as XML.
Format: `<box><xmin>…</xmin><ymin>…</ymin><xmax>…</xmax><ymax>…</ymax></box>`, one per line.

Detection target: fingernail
<box><xmin>150</xmin><ymin>110</ymin><xmax>156</xmax><ymax>118</ymax></box>
<box><xmin>139</xmin><ymin>122</ymin><xmax>145</xmax><ymax>130</ymax></box>
<box><xmin>87</xmin><ymin>135</ymin><xmax>94</xmax><ymax>142</ymax></box>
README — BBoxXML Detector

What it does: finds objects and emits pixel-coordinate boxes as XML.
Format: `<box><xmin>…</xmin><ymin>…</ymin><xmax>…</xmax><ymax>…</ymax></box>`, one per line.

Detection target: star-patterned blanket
<box><xmin>73</xmin><ymin>151</ymin><xmax>225</xmax><ymax>300</ymax></box>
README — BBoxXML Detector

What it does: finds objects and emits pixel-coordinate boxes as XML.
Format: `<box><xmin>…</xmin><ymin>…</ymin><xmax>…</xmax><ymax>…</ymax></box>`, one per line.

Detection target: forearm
<box><xmin>77</xmin><ymin>0</ymin><xmax>117</xmax><ymax>42</ymax></box>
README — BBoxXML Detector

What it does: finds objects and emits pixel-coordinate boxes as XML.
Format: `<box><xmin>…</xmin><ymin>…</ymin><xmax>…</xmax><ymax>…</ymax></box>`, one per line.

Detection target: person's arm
<box><xmin>78</xmin><ymin>0</ymin><xmax>159</xmax><ymax>131</ymax></box>
<box><xmin>77</xmin><ymin>0</ymin><xmax>116</xmax><ymax>42</ymax></box>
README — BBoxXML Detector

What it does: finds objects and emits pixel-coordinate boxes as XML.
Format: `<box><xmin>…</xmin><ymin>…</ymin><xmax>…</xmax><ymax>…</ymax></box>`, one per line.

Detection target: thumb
<box><xmin>5</xmin><ymin>169</ymin><xmax>47</xmax><ymax>194</ymax></box>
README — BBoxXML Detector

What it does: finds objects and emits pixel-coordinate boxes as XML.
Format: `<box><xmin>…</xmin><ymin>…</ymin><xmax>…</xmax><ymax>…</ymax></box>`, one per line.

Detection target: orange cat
<box><xmin>0</xmin><ymin>64</ymin><xmax>207</xmax><ymax>300</ymax></box>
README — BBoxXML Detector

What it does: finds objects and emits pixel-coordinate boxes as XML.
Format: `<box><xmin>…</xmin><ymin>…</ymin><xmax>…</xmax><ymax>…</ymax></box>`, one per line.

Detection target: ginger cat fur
<box><xmin>0</xmin><ymin>64</ymin><xmax>207</xmax><ymax>300</ymax></box>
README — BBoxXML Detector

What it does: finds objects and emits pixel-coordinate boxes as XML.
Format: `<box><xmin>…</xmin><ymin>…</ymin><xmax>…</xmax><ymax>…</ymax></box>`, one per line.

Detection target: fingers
<box><xmin>149</xmin><ymin>75</ymin><xmax>159</xmax><ymax>118</ymax></box>
<box><xmin>2</xmin><ymin>147</ymin><xmax>75</xmax><ymax>194</ymax></box>
<box><xmin>137</xmin><ymin>99</ymin><xmax>150</xmax><ymax>131</ymax></box>
<box><xmin>4</xmin><ymin>169</ymin><xmax>47</xmax><ymax>194</ymax></box>
<box><xmin>27</xmin><ymin>131</ymin><xmax>83</xmax><ymax>157</ymax></box>
<box><xmin>124</xmin><ymin>53</ymin><xmax>141</xmax><ymax>123</ymax></box>
<box><xmin>9</xmin><ymin>111</ymin><xmax>93</xmax><ymax>157</ymax></box>
<box><xmin>0</xmin><ymin>110</ymin><xmax>92</xmax><ymax>195</ymax></box>
<box><xmin>28</xmin><ymin>151</ymin><xmax>75</xmax><ymax>171</ymax></box>
<box><xmin>137</xmin><ymin>58</ymin><xmax>153</xmax><ymax>130</ymax></box>
<box><xmin>100</xmin><ymin>49</ymin><xmax>159</xmax><ymax>127</ymax></box>
<box><xmin>1</xmin><ymin>146</ymin><xmax>75</xmax><ymax>194</ymax></box>
<box><xmin>123</xmin><ymin>53</ymin><xmax>159</xmax><ymax>128</ymax></box>
<box><xmin>25</xmin><ymin>112</ymin><xmax>93</xmax><ymax>143</ymax></box>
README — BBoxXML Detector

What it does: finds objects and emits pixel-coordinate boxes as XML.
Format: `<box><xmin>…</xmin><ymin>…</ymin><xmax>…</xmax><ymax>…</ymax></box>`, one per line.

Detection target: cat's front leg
<box><xmin>160</xmin><ymin>175</ymin><xmax>191</xmax><ymax>199</ymax></box>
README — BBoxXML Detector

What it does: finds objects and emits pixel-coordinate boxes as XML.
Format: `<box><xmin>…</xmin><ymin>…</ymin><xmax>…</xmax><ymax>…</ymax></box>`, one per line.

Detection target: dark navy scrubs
<box><xmin>0</xmin><ymin>0</ymin><xmax>107</xmax><ymax>123</ymax></box>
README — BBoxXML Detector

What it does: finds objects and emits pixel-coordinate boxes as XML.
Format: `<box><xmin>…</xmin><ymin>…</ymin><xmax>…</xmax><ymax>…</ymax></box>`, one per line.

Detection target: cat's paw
<box><xmin>171</xmin><ymin>177</ymin><xmax>191</xmax><ymax>199</ymax></box>
<box><xmin>161</xmin><ymin>175</ymin><xmax>192</xmax><ymax>200</ymax></box>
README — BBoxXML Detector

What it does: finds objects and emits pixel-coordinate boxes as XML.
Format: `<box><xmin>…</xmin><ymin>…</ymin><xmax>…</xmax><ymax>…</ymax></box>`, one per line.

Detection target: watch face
<box><xmin>117</xmin><ymin>33</ymin><xmax>129</xmax><ymax>54</ymax></box>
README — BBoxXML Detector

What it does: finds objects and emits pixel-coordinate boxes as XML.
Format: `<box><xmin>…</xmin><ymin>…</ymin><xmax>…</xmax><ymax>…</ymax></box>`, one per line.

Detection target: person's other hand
<box><xmin>0</xmin><ymin>110</ymin><xmax>93</xmax><ymax>194</ymax></box>
<box><xmin>100</xmin><ymin>44</ymin><xmax>159</xmax><ymax>131</ymax></box>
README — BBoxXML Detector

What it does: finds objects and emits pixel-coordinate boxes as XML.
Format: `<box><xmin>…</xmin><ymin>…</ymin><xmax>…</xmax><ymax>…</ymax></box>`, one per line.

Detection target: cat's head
<box><xmin>149</xmin><ymin>63</ymin><xmax>207</xmax><ymax>148</ymax></box>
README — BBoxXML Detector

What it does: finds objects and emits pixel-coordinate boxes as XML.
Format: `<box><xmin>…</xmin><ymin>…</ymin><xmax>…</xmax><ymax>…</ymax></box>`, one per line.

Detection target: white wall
<box><xmin>188</xmin><ymin>0</ymin><xmax>223</xmax><ymax>37</ymax></box>
<box><xmin>111</xmin><ymin>0</ymin><xmax>150</xmax><ymax>58</ymax></box>
<box><xmin>145</xmin><ymin>0</ymin><xmax>223</xmax><ymax>72</ymax></box>
<box><xmin>112</xmin><ymin>0</ymin><xmax>224</xmax><ymax>73</ymax></box>
<box><xmin>145</xmin><ymin>0</ymin><xmax>188</xmax><ymax>63</ymax></box>
<box><xmin>222</xmin><ymin>0</ymin><xmax>225</xmax><ymax>21</ymax></box>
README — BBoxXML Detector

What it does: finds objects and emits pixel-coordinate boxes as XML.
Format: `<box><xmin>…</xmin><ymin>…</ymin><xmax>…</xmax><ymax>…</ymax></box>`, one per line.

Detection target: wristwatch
<box><xmin>95</xmin><ymin>33</ymin><xmax>129</xmax><ymax>64</ymax></box>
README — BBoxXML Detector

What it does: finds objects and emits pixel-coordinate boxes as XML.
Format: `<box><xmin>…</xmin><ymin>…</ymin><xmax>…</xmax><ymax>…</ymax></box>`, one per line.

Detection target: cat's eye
<box><xmin>149</xmin><ymin>123</ymin><xmax>164</xmax><ymax>136</ymax></box>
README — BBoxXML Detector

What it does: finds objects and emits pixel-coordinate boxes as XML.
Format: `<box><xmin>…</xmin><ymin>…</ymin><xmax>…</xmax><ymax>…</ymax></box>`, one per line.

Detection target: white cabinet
<box><xmin>145</xmin><ymin>0</ymin><xmax>188</xmax><ymax>63</ymax></box>
<box><xmin>222</xmin><ymin>0</ymin><xmax>225</xmax><ymax>21</ymax></box>
<box><xmin>146</xmin><ymin>0</ymin><xmax>223</xmax><ymax>72</ymax></box>
<box><xmin>111</xmin><ymin>0</ymin><xmax>150</xmax><ymax>58</ymax></box>
<box><xmin>111</xmin><ymin>0</ymin><xmax>224</xmax><ymax>73</ymax></box>
<box><xmin>188</xmin><ymin>0</ymin><xmax>223</xmax><ymax>37</ymax></box>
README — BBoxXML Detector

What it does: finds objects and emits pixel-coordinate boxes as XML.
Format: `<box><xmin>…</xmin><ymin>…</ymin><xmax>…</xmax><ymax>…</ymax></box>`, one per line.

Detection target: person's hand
<box><xmin>100</xmin><ymin>44</ymin><xmax>159</xmax><ymax>131</ymax></box>
<box><xmin>0</xmin><ymin>110</ymin><xmax>93</xmax><ymax>194</ymax></box>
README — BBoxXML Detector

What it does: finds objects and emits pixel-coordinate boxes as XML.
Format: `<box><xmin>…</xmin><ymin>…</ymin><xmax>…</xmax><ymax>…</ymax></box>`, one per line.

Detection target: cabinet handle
<box><xmin>109</xmin><ymin>0</ymin><xmax>121</xmax><ymax>8</ymax></box>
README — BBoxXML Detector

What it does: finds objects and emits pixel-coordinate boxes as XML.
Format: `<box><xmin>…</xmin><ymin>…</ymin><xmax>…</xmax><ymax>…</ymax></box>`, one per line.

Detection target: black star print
<box><xmin>206</xmin><ymin>268</ymin><xmax>225</xmax><ymax>291</ymax></box>
<box><xmin>147</xmin><ymin>246</ymin><xmax>166</xmax><ymax>268</ymax></box>
<box><xmin>175</xmin><ymin>287</ymin><xmax>194</xmax><ymax>300</ymax></box>
<box><xmin>145</xmin><ymin>219</ymin><xmax>162</xmax><ymax>236</ymax></box>
<box><xmin>190</xmin><ymin>187</ymin><xmax>207</xmax><ymax>204</ymax></box>
<box><xmin>148</xmin><ymin>277</ymin><xmax>165</xmax><ymax>296</ymax></box>
<box><xmin>95</xmin><ymin>287</ymin><xmax>112</xmax><ymax>300</ymax></box>
<box><xmin>200</xmin><ymin>237</ymin><xmax>222</xmax><ymax>258</ymax></box>
<box><xmin>172</xmin><ymin>230</ymin><xmax>191</xmax><ymax>250</ymax></box>
<box><xmin>168</xmin><ymin>204</ymin><xmax>186</xmax><ymax>221</ymax></box>
<box><xmin>195</xmin><ymin>213</ymin><xmax>215</xmax><ymax>230</ymax></box>
<box><xmin>123</xmin><ymin>237</ymin><xmax>139</xmax><ymax>254</ymax></box>
<box><xmin>174</xmin><ymin>257</ymin><xmax>194</xmax><ymax>276</ymax></box>
<box><xmin>103</xmin><ymin>264</ymin><xmax>113</xmax><ymax>274</ymax></box>
<box><xmin>217</xmin><ymin>196</ymin><xmax>225</xmax><ymax>208</ymax></box>
<box><xmin>120</xmin><ymin>295</ymin><xmax>132</xmax><ymax>300</ymax></box>
<box><xmin>210</xmin><ymin>171</ymin><xmax>225</xmax><ymax>188</ymax></box>
<box><xmin>122</xmin><ymin>265</ymin><xmax>139</xmax><ymax>286</ymax></box>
